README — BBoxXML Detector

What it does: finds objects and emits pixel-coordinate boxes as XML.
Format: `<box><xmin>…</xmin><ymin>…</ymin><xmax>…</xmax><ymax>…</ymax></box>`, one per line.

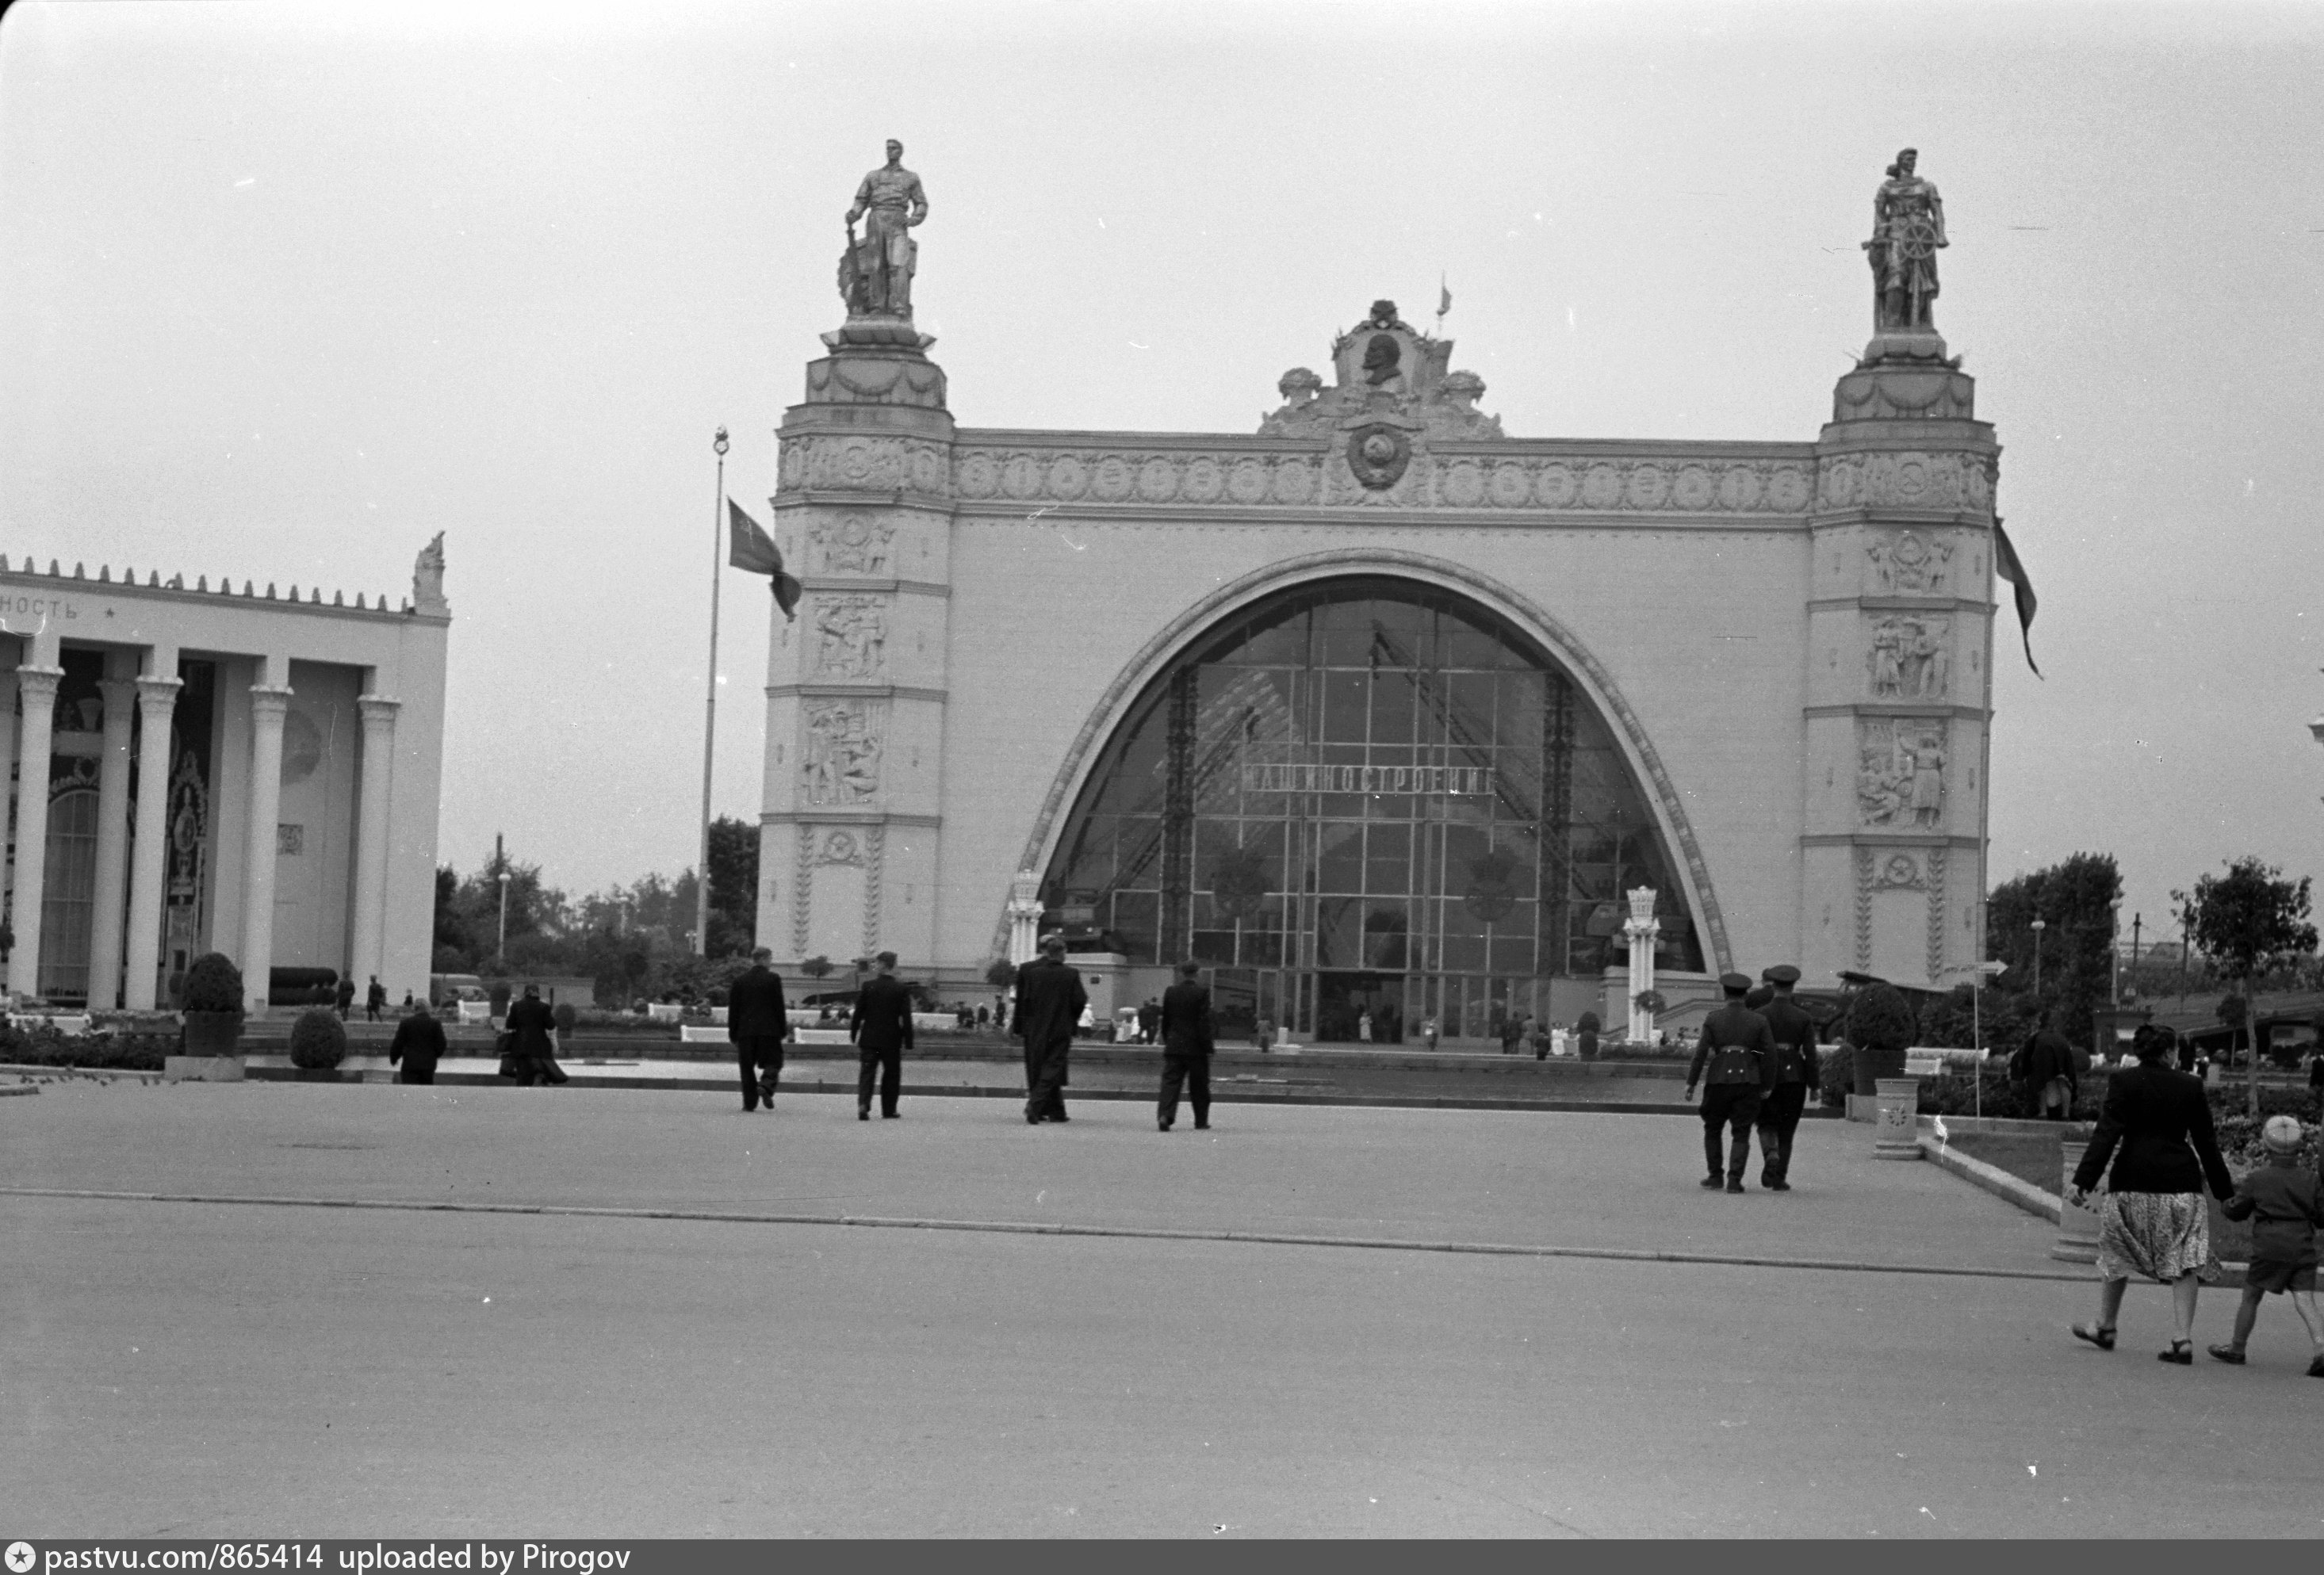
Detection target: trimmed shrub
<box><xmin>288</xmin><ymin>1007</ymin><xmax>347</xmax><ymax>1070</ymax></box>
<box><xmin>552</xmin><ymin>1001</ymin><xmax>579</xmax><ymax>1035</ymax></box>
<box><xmin>180</xmin><ymin>952</ymin><xmax>245</xmax><ymax>1014</ymax></box>
<box><xmin>1848</xmin><ymin>984</ymin><xmax>1917</xmax><ymax>1093</ymax></box>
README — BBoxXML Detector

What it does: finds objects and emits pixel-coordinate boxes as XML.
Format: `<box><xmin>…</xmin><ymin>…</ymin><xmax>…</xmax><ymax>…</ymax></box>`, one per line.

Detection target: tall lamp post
<box><xmin>2031</xmin><ymin>916</ymin><xmax>2046</xmax><ymax>996</ymax></box>
<box><xmin>496</xmin><ymin>870</ymin><xmax>511</xmax><ymax>965</ymax></box>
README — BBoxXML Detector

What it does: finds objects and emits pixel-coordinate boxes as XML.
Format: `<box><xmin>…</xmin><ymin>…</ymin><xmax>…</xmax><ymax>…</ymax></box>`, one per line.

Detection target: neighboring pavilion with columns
<box><xmin>1</xmin><ymin>545</ymin><xmax>448</xmax><ymax>1015</ymax></box>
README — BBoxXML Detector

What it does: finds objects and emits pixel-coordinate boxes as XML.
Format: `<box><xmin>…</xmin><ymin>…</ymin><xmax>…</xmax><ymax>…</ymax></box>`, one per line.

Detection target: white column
<box><xmin>349</xmin><ymin>695</ymin><xmax>400</xmax><ymax>996</ymax></box>
<box><xmin>1622</xmin><ymin>885</ymin><xmax>1660</xmax><ymax>1044</ymax></box>
<box><xmin>84</xmin><ymin>677</ymin><xmax>138</xmax><ymax>1009</ymax></box>
<box><xmin>121</xmin><ymin>674</ymin><xmax>182</xmax><ymax>1011</ymax></box>
<box><xmin>240</xmin><ymin>682</ymin><xmax>294</xmax><ymax>1015</ymax></box>
<box><xmin>9</xmin><ymin>665</ymin><xmax>65</xmax><ymax>1001</ymax></box>
<box><xmin>1006</xmin><ymin>870</ymin><xmax>1043</xmax><ymax>964</ymax></box>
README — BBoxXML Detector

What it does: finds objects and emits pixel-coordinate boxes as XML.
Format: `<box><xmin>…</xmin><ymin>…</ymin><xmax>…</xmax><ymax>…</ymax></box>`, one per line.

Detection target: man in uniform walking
<box><xmin>849</xmin><ymin>950</ymin><xmax>915</xmax><ymax>1121</ymax></box>
<box><xmin>1752</xmin><ymin>964</ymin><xmax>1821</xmax><ymax>1191</ymax></box>
<box><xmin>726</xmin><ymin>947</ymin><xmax>793</xmax><ymax>1113</ymax></box>
<box><xmin>1156</xmin><ymin>960</ymin><xmax>1215</xmax><ymax>1132</ymax></box>
<box><xmin>1014</xmin><ymin>934</ymin><xmax>1087</xmax><ymax>1125</ymax></box>
<box><xmin>1686</xmin><ymin>972</ymin><xmax>1778</xmax><ymax>1192</ymax></box>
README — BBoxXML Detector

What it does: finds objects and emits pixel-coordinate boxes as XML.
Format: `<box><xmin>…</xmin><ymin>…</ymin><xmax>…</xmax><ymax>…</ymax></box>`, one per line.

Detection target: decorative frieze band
<box><xmin>1817</xmin><ymin>450</ymin><xmax>1993</xmax><ymax>513</ymax></box>
<box><xmin>944</xmin><ymin>445</ymin><xmax>1818</xmax><ymax>514</ymax></box>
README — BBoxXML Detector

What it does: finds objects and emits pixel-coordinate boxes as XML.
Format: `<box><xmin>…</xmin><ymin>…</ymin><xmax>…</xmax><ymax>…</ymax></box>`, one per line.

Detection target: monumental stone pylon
<box><xmin>1801</xmin><ymin>148</ymin><xmax>1997</xmax><ymax>989</ymax></box>
<box><xmin>760</xmin><ymin>144</ymin><xmax>954</xmax><ymax>970</ymax></box>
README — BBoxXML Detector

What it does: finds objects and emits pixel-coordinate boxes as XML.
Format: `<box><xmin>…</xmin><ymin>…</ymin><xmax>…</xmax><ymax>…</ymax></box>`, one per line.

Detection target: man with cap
<box><xmin>1752</xmin><ymin>964</ymin><xmax>1822</xmax><ymax>1191</ymax></box>
<box><xmin>1013</xmin><ymin>934</ymin><xmax>1088</xmax><ymax>1125</ymax></box>
<box><xmin>848</xmin><ymin>950</ymin><xmax>914</xmax><ymax>1120</ymax></box>
<box><xmin>1686</xmin><ymin>972</ymin><xmax>1778</xmax><ymax>1192</ymax></box>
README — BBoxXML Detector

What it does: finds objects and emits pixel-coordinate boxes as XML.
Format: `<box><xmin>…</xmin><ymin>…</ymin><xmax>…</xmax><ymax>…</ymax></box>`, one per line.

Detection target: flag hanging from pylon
<box><xmin>1993</xmin><ymin>518</ymin><xmax>2041</xmax><ymax>678</ymax></box>
<box><xmin>728</xmin><ymin>500</ymin><xmax>802</xmax><ymax>621</ymax></box>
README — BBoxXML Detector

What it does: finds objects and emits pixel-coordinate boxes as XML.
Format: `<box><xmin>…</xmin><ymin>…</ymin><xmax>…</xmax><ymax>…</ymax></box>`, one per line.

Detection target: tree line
<box><xmin>431</xmin><ymin>816</ymin><xmax>760</xmax><ymax>1005</ymax></box>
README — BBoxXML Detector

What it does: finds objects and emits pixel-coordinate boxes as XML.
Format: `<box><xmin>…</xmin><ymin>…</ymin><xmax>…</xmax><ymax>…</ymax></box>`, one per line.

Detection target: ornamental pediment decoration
<box><xmin>1258</xmin><ymin>300</ymin><xmax>1504</xmax><ymax>442</ymax></box>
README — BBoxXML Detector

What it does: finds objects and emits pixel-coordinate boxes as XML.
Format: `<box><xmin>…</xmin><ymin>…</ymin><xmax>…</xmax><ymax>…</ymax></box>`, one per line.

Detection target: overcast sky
<box><xmin>3</xmin><ymin>0</ymin><xmax>2319</xmax><ymax>942</ymax></box>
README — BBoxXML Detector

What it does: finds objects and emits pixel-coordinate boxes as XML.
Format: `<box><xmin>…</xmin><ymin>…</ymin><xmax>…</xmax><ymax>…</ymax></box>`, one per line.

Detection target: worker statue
<box><xmin>840</xmin><ymin>140</ymin><xmax>929</xmax><ymax>319</ymax></box>
<box><xmin>1864</xmin><ymin>147</ymin><xmax>1947</xmax><ymax>332</ymax></box>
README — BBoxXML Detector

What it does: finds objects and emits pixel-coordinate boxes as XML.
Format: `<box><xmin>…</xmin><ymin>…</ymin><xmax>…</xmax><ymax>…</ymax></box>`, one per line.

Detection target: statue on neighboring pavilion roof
<box><xmin>412</xmin><ymin>532</ymin><xmax>448</xmax><ymax>616</ymax></box>
<box><xmin>840</xmin><ymin>140</ymin><xmax>929</xmax><ymax>319</ymax></box>
<box><xmin>1864</xmin><ymin>147</ymin><xmax>1947</xmax><ymax>333</ymax></box>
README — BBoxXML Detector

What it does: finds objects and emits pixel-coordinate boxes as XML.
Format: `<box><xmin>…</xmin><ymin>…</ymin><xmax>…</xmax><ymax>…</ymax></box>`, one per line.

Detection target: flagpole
<box><xmin>697</xmin><ymin>426</ymin><xmax>728</xmax><ymax>959</ymax></box>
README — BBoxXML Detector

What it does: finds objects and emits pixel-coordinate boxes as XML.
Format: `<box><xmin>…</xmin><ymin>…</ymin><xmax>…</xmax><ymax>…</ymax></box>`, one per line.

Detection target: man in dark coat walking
<box><xmin>1687</xmin><ymin>973</ymin><xmax>1778</xmax><ymax>1192</ymax></box>
<box><xmin>726</xmin><ymin>947</ymin><xmax>792</xmax><ymax>1112</ymax></box>
<box><xmin>506</xmin><ymin>984</ymin><xmax>567</xmax><ymax>1086</ymax></box>
<box><xmin>1156</xmin><ymin>960</ymin><xmax>1215</xmax><ymax>1132</ymax></box>
<box><xmin>849</xmin><ymin>950</ymin><xmax>915</xmax><ymax>1120</ymax></box>
<box><xmin>1751</xmin><ymin>964</ymin><xmax>1822</xmax><ymax>1191</ymax></box>
<box><xmin>2012</xmin><ymin>1012</ymin><xmax>2078</xmax><ymax>1121</ymax></box>
<box><xmin>366</xmin><ymin>975</ymin><xmax>387</xmax><ymax>1023</ymax></box>
<box><xmin>386</xmin><ymin>999</ymin><xmax>446</xmax><ymax>1085</ymax></box>
<box><xmin>1015</xmin><ymin>935</ymin><xmax>1087</xmax><ymax>1124</ymax></box>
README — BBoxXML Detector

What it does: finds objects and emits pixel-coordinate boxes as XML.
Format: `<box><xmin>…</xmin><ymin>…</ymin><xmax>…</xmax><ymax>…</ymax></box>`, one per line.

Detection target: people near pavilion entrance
<box><xmin>727</xmin><ymin>947</ymin><xmax>793</xmax><ymax>1113</ymax></box>
<box><xmin>2012</xmin><ymin>1012</ymin><xmax>2079</xmax><ymax>1122</ymax></box>
<box><xmin>1687</xmin><ymin>973</ymin><xmax>1778</xmax><ymax>1193</ymax></box>
<box><xmin>1752</xmin><ymin>965</ymin><xmax>1822</xmax><ymax>1192</ymax></box>
<box><xmin>506</xmin><ymin>983</ymin><xmax>568</xmax><ymax>1087</ymax></box>
<box><xmin>1016</xmin><ymin>935</ymin><xmax>1087</xmax><ymax>1125</ymax></box>
<box><xmin>334</xmin><ymin>975</ymin><xmax>355</xmax><ymax>1020</ymax></box>
<box><xmin>1156</xmin><ymin>961</ymin><xmax>1216</xmax><ymax>1133</ymax></box>
<box><xmin>386</xmin><ymin>999</ymin><xmax>446</xmax><ymax>1085</ymax></box>
<box><xmin>850</xmin><ymin>950</ymin><xmax>915</xmax><ymax>1121</ymax></box>
<box><xmin>2209</xmin><ymin>1115</ymin><xmax>2324</xmax><ymax>1375</ymax></box>
<box><xmin>2069</xmin><ymin>1025</ymin><xmax>2236</xmax><ymax>1365</ymax></box>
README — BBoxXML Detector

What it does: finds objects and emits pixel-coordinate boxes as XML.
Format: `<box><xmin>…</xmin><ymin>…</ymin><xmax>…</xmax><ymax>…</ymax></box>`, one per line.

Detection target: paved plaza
<box><xmin>6</xmin><ymin>1082</ymin><xmax>2319</xmax><ymax>1538</ymax></box>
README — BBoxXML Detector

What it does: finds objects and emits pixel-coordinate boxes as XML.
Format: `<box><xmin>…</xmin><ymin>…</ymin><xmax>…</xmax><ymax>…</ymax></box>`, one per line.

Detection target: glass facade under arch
<box><xmin>1039</xmin><ymin>575</ymin><xmax>1706</xmax><ymax>1046</ymax></box>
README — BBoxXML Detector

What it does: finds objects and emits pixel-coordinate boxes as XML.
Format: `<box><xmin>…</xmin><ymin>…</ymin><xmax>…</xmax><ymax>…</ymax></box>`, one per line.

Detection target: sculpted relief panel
<box><xmin>1857</xmin><ymin>718</ymin><xmax>1947</xmax><ymax>829</ymax></box>
<box><xmin>1864</xmin><ymin>529</ymin><xmax>1955</xmax><ymax>595</ymax></box>
<box><xmin>1867</xmin><ymin>614</ymin><xmax>1952</xmax><ymax>698</ymax></box>
<box><xmin>802</xmin><ymin>701</ymin><xmax>883</xmax><ymax>805</ymax></box>
<box><xmin>812</xmin><ymin>595</ymin><xmax>888</xmax><ymax>679</ymax></box>
<box><xmin>808</xmin><ymin>512</ymin><xmax>895</xmax><ymax>575</ymax></box>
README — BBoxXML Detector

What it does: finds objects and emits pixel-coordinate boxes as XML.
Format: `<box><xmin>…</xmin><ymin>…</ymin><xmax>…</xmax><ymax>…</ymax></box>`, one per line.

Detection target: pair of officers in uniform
<box><xmin>1685</xmin><ymin>965</ymin><xmax>1821</xmax><ymax>1194</ymax></box>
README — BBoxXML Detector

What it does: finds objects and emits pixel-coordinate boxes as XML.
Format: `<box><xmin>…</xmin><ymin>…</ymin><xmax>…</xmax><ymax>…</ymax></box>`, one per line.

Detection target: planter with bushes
<box><xmin>168</xmin><ymin>952</ymin><xmax>247</xmax><ymax>1081</ymax></box>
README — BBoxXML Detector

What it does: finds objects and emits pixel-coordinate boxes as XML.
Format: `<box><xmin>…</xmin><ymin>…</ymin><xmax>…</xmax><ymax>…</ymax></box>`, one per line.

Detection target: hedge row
<box><xmin>0</xmin><ymin>1023</ymin><xmax>175</xmax><ymax>1070</ymax></box>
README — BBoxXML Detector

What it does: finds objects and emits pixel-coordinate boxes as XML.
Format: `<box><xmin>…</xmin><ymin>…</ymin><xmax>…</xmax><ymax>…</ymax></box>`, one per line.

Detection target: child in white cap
<box><xmin>2210</xmin><ymin>1115</ymin><xmax>2323</xmax><ymax>1374</ymax></box>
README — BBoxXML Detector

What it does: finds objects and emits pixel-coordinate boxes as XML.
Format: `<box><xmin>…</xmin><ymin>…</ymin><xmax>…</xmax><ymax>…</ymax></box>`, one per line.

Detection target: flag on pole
<box><xmin>728</xmin><ymin>499</ymin><xmax>802</xmax><ymax>621</ymax></box>
<box><xmin>1992</xmin><ymin>518</ymin><xmax>2041</xmax><ymax>677</ymax></box>
<box><xmin>1438</xmin><ymin>277</ymin><xmax>1453</xmax><ymax>318</ymax></box>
